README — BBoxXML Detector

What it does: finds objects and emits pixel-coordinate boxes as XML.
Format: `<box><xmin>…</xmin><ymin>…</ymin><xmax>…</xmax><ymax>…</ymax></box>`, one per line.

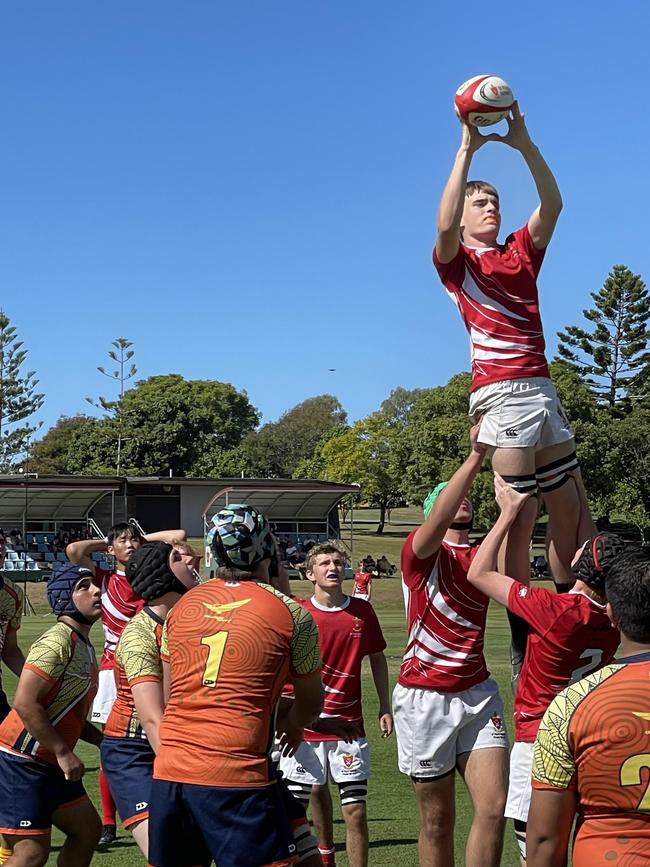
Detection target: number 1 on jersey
<box><xmin>201</xmin><ymin>632</ymin><xmax>229</xmax><ymax>687</ymax></box>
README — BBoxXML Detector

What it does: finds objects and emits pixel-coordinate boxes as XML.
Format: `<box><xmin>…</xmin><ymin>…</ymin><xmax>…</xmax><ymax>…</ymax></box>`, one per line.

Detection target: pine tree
<box><xmin>556</xmin><ymin>264</ymin><xmax>650</xmax><ymax>409</ymax></box>
<box><xmin>0</xmin><ymin>312</ymin><xmax>44</xmax><ymax>471</ymax></box>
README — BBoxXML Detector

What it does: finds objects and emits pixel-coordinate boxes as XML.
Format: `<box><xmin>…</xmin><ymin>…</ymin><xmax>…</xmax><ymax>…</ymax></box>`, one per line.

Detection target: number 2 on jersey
<box><xmin>201</xmin><ymin>632</ymin><xmax>229</xmax><ymax>687</ymax></box>
<box><xmin>620</xmin><ymin>754</ymin><xmax>650</xmax><ymax>811</ymax></box>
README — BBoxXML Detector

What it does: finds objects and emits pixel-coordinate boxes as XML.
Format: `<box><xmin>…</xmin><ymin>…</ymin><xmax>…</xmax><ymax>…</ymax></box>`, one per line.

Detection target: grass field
<box><xmin>4</xmin><ymin>533</ymin><xmax>527</xmax><ymax>866</ymax></box>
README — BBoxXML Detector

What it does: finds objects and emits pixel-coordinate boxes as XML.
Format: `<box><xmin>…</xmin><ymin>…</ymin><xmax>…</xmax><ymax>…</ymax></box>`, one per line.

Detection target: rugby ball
<box><xmin>454</xmin><ymin>75</ymin><xmax>514</xmax><ymax>127</ymax></box>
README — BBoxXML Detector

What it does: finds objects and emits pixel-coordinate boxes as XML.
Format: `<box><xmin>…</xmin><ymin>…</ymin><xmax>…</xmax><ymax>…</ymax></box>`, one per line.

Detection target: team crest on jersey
<box><xmin>352</xmin><ymin>618</ymin><xmax>363</xmax><ymax>634</ymax></box>
<box><xmin>342</xmin><ymin>754</ymin><xmax>354</xmax><ymax>768</ymax></box>
<box><xmin>491</xmin><ymin>713</ymin><xmax>503</xmax><ymax>732</ymax></box>
<box><xmin>518</xmin><ymin>587</ymin><xmax>528</xmax><ymax>598</ymax></box>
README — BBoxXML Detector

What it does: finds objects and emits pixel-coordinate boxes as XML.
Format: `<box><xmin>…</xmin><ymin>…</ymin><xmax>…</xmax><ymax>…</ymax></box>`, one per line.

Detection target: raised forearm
<box><xmin>437</xmin><ymin>145</ymin><xmax>474</xmax><ymax>235</ymax></box>
<box><xmin>468</xmin><ymin>508</ymin><xmax>515</xmax><ymax>581</ymax></box>
<box><xmin>520</xmin><ymin>142</ymin><xmax>562</xmax><ymax>214</ymax></box>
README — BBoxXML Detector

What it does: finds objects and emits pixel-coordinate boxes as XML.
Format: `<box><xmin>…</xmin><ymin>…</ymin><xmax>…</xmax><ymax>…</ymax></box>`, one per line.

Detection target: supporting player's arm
<box><xmin>436</xmin><ymin>120</ymin><xmax>493</xmax><ymax>263</ymax></box>
<box><xmin>131</xmin><ymin>681</ymin><xmax>165</xmax><ymax>753</ymax></box>
<box><xmin>12</xmin><ymin>669</ymin><xmax>85</xmax><ymax>781</ymax></box>
<box><xmin>66</xmin><ymin>538</ymin><xmax>108</xmax><ymax>571</ymax></box>
<box><xmin>526</xmin><ymin>787</ymin><xmax>576</xmax><ymax>866</ymax></box>
<box><xmin>80</xmin><ymin>720</ymin><xmax>103</xmax><ymax>747</ymax></box>
<box><xmin>1</xmin><ymin>625</ymin><xmax>25</xmax><ymax>677</ymax></box>
<box><xmin>467</xmin><ymin>474</ymin><xmax>535</xmax><ymax>604</ymax></box>
<box><xmin>278</xmin><ymin>671</ymin><xmax>324</xmax><ymax>757</ymax></box>
<box><xmin>368</xmin><ymin>651</ymin><xmax>393</xmax><ymax>737</ymax></box>
<box><xmin>412</xmin><ymin>423</ymin><xmax>486</xmax><ymax>559</ymax></box>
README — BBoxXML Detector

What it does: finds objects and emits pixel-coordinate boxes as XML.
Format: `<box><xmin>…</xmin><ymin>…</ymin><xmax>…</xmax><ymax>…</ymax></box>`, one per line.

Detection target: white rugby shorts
<box><xmin>393</xmin><ymin>678</ymin><xmax>508</xmax><ymax>778</ymax></box>
<box><xmin>279</xmin><ymin>737</ymin><xmax>370</xmax><ymax>785</ymax></box>
<box><xmin>469</xmin><ymin>377</ymin><xmax>573</xmax><ymax>450</ymax></box>
<box><xmin>504</xmin><ymin>740</ymin><xmax>534</xmax><ymax>822</ymax></box>
<box><xmin>91</xmin><ymin>668</ymin><xmax>117</xmax><ymax>724</ymax></box>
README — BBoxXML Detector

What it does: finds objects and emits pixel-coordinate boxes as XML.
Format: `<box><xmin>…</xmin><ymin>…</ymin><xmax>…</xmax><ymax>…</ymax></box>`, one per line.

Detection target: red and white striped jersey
<box><xmin>433</xmin><ymin>226</ymin><xmax>550</xmax><ymax>391</ymax></box>
<box><xmin>98</xmin><ymin>569</ymin><xmax>145</xmax><ymax>671</ymax></box>
<box><xmin>398</xmin><ymin>531</ymin><xmax>490</xmax><ymax>692</ymax></box>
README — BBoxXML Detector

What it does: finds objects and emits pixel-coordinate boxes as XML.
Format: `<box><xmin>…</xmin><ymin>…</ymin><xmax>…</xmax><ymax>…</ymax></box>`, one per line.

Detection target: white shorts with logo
<box><xmin>393</xmin><ymin>677</ymin><xmax>508</xmax><ymax>778</ymax></box>
<box><xmin>469</xmin><ymin>377</ymin><xmax>573</xmax><ymax>450</ymax></box>
<box><xmin>504</xmin><ymin>741</ymin><xmax>534</xmax><ymax>822</ymax></box>
<box><xmin>91</xmin><ymin>668</ymin><xmax>117</xmax><ymax>724</ymax></box>
<box><xmin>279</xmin><ymin>738</ymin><xmax>370</xmax><ymax>785</ymax></box>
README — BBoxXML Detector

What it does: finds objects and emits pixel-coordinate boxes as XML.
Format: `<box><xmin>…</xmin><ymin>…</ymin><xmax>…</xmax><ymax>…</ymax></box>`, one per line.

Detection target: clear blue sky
<box><xmin>2</xmin><ymin>1</ymin><xmax>649</xmax><ymax>432</ymax></box>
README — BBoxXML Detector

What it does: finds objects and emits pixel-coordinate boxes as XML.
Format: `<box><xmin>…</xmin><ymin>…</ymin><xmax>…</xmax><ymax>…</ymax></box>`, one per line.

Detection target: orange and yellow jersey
<box><xmin>0</xmin><ymin>622</ymin><xmax>98</xmax><ymax>765</ymax></box>
<box><xmin>154</xmin><ymin>578</ymin><xmax>321</xmax><ymax>788</ymax></box>
<box><xmin>532</xmin><ymin>651</ymin><xmax>650</xmax><ymax>866</ymax></box>
<box><xmin>104</xmin><ymin>607</ymin><xmax>164</xmax><ymax>740</ymax></box>
<box><xmin>0</xmin><ymin>577</ymin><xmax>23</xmax><ymax>694</ymax></box>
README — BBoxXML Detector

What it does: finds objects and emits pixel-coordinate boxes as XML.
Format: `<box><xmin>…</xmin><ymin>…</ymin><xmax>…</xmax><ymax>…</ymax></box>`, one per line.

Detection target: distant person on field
<box><xmin>467</xmin><ymin>476</ymin><xmax>622</xmax><ymax>864</ymax></box>
<box><xmin>434</xmin><ymin>102</ymin><xmax>595</xmax><ymax>683</ymax></box>
<box><xmin>0</xmin><ymin>564</ymin><xmax>103</xmax><ymax>867</ymax></box>
<box><xmin>66</xmin><ymin>521</ymin><xmax>187</xmax><ymax>847</ymax></box>
<box><xmin>351</xmin><ymin>560</ymin><xmax>373</xmax><ymax>602</ymax></box>
<box><xmin>393</xmin><ymin>424</ymin><xmax>509</xmax><ymax>867</ymax></box>
<box><xmin>528</xmin><ymin>545</ymin><xmax>650</xmax><ymax>865</ymax></box>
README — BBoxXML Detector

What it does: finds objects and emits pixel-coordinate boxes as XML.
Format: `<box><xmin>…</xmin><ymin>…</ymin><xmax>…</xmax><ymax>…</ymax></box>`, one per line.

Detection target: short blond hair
<box><xmin>465</xmin><ymin>180</ymin><xmax>499</xmax><ymax>201</ymax></box>
<box><xmin>305</xmin><ymin>541</ymin><xmax>348</xmax><ymax>573</ymax></box>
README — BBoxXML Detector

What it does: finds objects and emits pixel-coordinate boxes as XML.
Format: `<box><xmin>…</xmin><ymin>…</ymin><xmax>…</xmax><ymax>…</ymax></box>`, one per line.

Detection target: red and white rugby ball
<box><xmin>454</xmin><ymin>75</ymin><xmax>514</xmax><ymax>127</ymax></box>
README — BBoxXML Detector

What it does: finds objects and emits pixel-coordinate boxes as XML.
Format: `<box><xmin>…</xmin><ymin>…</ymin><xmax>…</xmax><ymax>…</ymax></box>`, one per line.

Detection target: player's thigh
<box><xmin>535</xmin><ymin>438</ymin><xmax>576</xmax><ymax>474</ymax></box>
<box><xmin>491</xmin><ymin>446</ymin><xmax>536</xmax><ymax>480</ymax></box>
<box><xmin>457</xmin><ymin>747</ymin><xmax>508</xmax><ymax>817</ymax></box>
<box><xmin>52</xmin><ymin>795</ymin><xmax>101</xmax><ymax>845</ymax></box>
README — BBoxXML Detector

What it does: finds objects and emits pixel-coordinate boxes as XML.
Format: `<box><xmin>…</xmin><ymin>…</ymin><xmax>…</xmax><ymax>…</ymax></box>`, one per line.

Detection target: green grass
<box><xmin>5</xmin><ymin>565</ymin><xmax>524</xmax><ymax>865</ymax></box>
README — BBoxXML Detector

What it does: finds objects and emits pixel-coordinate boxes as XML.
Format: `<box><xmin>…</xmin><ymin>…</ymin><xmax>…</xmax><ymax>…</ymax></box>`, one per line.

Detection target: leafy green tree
<box><xmin>313</xmin><ymin>411</ymin><xmax>402</xmax><ymax>534</ymax></box>
<box><xmin>30</xmin><ymin>415</ymin><xmax>94</xmax><ymax>474</ymax></box>
<box><xmin>69</xmin><ymin>375</ymin><xmax>259</xmax><ymax>476</ymax></box>
<box><xmin>0</xmin><ymin>312</ymin><xmax>44</xmax><ymax>471</ymax></box>
<box><xmin>241</xmin><ymin>395</ymin><xmax>347</xmax><ymax>478</ymax></box>
<box><xmin>557</xmin><ymin>265</ymin><xmax>650</xmax><ymax>409</ymax></box>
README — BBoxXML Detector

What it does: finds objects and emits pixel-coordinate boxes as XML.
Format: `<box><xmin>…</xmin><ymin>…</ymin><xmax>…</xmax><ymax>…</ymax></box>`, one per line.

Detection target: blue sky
<box><xmin>2</xmin><ymin>1</ymin><xmax>650</xmax><ymax>433</ymax></box>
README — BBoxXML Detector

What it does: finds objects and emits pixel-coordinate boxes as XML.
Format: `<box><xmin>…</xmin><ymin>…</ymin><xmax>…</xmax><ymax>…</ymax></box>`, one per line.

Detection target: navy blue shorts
<box><xmin>0</xmin><ymin>690</ymin><xmax>10</xmax><ymax>723</ymax></box>
<box><xmin>0</xmin><ymin>752</ymin><xmax>87</xmax><ymax>836</ymax></box>
<box><xmin>101</xmin><ymin>735</ymin><xmax>155</xmax><ymax>829</ymax></box>
<box><xmin>148</xmin><ymin>778</ymin><xmax>297</xmax><ymax>867</ymax></box>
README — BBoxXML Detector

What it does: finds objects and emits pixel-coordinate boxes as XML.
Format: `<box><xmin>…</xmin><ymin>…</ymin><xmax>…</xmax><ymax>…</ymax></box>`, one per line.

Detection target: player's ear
<box><xmin>606</xmin><ymin>602</ymin><xmax>618</xmax><ymax>629</ymax></box>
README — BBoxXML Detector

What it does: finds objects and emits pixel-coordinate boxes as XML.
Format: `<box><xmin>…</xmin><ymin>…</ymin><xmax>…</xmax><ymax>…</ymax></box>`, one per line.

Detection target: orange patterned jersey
<box><xmin>154</xmin><ymin>579</ymin><xmax>321</xmax><ymax>788</ymax></box>
<box><xmin>0</xmin><ymin>622</ymin><xmax>97</xmax><ymax>765</ymax></box>
<box><xmin>104</xmin><ymin>607</ymin><xmax>165</xmax><ymax>739</ymax></box>
<box><xmin>532</xmin><ymin>651</ymin><xmax>650</xmax><ymax>865</ymax></box>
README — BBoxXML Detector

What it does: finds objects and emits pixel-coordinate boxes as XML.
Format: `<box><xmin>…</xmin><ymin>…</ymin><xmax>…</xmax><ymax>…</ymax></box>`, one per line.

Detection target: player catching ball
<box><xmin>434</xmin><ymin>99</ymin><xmax>594</xmax><ymax>675</ymax></box>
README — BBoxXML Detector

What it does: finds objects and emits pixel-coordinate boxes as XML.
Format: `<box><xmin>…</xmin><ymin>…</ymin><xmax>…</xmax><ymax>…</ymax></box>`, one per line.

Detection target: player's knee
<box><xmin>10</xmin><ymin>838</ymin><xmax>49</xmax><ymax>867</ymax></box>
<box><xmin>73</xmin><ymin>811</ymin><xmax>102</xmax><ymax>849</ymax></box>
<box><xmin>474</xmin><ymin>793</ymin><xmax>507</xmax><ymax>826</ymax></box>
<box><xmin>417</xmin><ymin>795</ymin><xmax>454</xmax><ymax>840</ymax></box>
<box><xmin>341</xmin><ymin>800</ymin><xmax>367</xmax><ymax>829</ymax></box>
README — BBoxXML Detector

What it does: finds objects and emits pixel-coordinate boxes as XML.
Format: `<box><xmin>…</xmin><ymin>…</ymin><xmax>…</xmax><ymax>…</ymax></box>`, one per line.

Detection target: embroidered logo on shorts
<box><xmin>19</xmin><ymin>820</ymin><xmax>32</xmax><ymax>828</ymax></box>
<box><xmin>419</xmin><ymin>760</ymin><xmax>432</xmax><ymax>768</ymax></box>
<box><xmin>342</xmin><ymin>754</ymin><xmax>354</xmax><ymax>768</ymax></box>
<box><xmin>296</xmin><ymin>765</ymin><xmax>306</xmax><ymax>774</ymax></box>
<box><xmin>504</xmin><ymin>428</ymin><xmax>519</xmax><ymax>438</ymax></box>
<box><xmin>491</xmin><ymin>713</ymin><xmax>504</xmax><ymax>733</ymax></box>
<box><xmin>136</xmin><ymin>802</ymin><xmax>148</xmax><ymax>811</ymax></box>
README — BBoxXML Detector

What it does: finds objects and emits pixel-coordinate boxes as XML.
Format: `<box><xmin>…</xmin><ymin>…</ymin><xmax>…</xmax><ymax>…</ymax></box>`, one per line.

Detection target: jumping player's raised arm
<box><xmin>467</xmin><ymin>475</ymin><xmax>536</xmax><ymax>605</ymax></box>
<box><xmin>493</xmin><ymin>102</ymin><xmax>563</xmax><ymax>250</ymax></box>
<box><xmin>412</xmin><ymin>423</ymin><xmax>486</xmax><ymax>559</ymax></box>
<box><xmin>66</xmin><ymin>538</ymin><xmax>108</xmax><ymax>572</ymax></box>
<box><xmin>435</xmin><ymin>120</ymin><xmax>494</xmax><ymax>263</ymax></box>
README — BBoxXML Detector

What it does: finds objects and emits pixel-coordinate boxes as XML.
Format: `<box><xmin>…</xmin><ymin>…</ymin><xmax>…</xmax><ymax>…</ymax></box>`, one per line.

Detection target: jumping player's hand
<box><xmin>469</xmin><ymin>421</ymin><xmax>487</xmax><ymax>457</ymax></box>
<box><xmin>491</xmin><ymin>102</ymin><xmax>533</xmax><ymax>152</ymax></box>
<box><xmin>456</xmin><ymin>107</ymin><xmax>498</xmax><ymax>154</ymax></box>
<box><xmin>57</xmin><ymin>750</ymin><xmax>85</xmax><ymax>782</ymax></box>
<box><xmin>379</xmin><ymin>712</ymin><xmax>394</xmax><ymax>738</ymax></box>
<box><xmin>494</xmin><ymin>473</ymin><xmax>532</xmax><ymax>514</ymax></box>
